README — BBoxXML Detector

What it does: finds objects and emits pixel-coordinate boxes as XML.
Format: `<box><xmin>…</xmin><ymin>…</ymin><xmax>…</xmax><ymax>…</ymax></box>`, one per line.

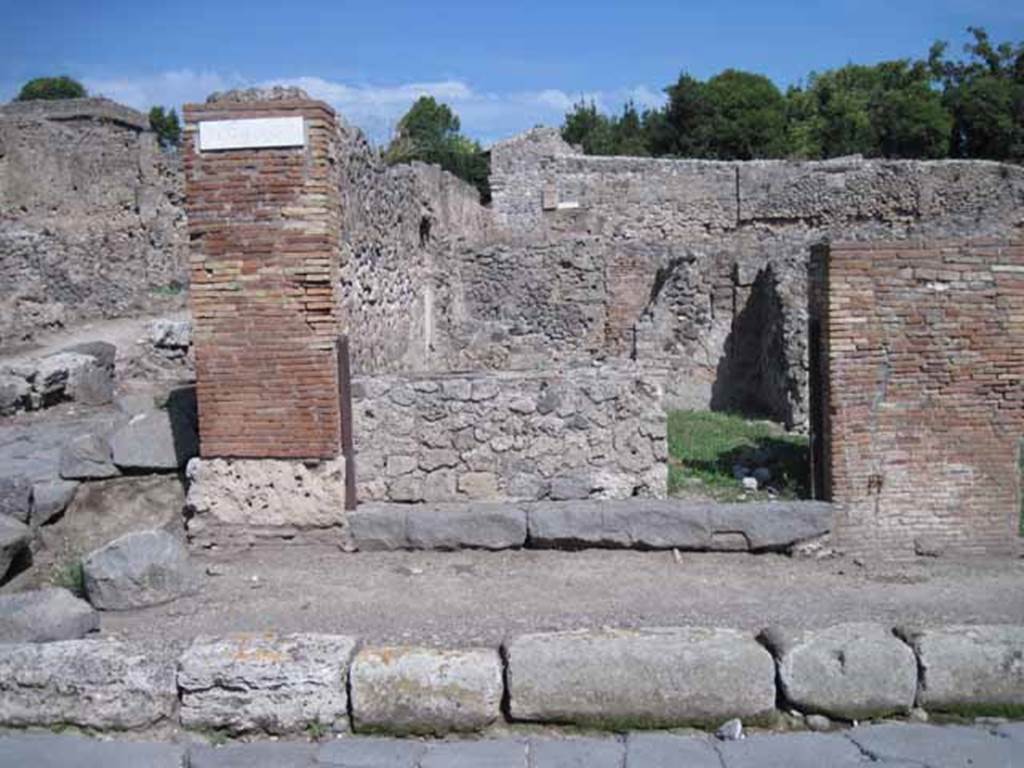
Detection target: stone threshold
<box><xmin>347</xmin><ymin>499</ymin><xmax>833</xmax><ymax>553</ymax></box>
<box><xmin>1</xmin><ymin>623</ymin><xmax>1021</xmax><ymax>740</ymax></box>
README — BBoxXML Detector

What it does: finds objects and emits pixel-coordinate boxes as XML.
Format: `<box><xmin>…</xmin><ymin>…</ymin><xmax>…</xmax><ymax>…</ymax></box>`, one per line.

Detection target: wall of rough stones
<box><xmin>0</xmin><ymin>98</ymin><xmax>186</xmax><ymax>351</ymax></box>
<box><xmin>351</xmin><ymin>366</ymin><xmax>667</xmax><ymax>503</ymax></box>
<box><xmin>473</xmin><ymin>129</ymin><xmax>1024</xmax><ymax>427</ymax></box>
<box><xmin>812</xmin><ymin>240</ymin><xmax>1023</xmax><ymax>558</ymax></box>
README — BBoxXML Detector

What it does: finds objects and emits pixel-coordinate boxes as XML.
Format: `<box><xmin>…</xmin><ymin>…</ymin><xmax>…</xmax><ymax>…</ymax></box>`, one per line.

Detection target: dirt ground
<box><xmin>100</xmin><ymin>544</ymin><xmax>1024</xmax><ymax>652</ymax></box>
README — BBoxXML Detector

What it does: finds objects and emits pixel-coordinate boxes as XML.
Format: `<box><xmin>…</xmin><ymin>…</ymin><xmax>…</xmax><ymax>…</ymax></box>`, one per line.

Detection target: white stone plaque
<box><xmin>198</xmin><ymin>116</ymin><xmax>305</xmax><ymax>151</ymax></box>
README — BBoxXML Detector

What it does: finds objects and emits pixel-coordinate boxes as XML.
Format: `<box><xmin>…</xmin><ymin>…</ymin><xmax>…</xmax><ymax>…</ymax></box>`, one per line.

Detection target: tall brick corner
<box><xmin>810</xmin><ymin>239</ymin><xmax>1024</xmax><ymax>558</ymax></box>
<box><xmin>183</xmin><ymin>93</ymin><xmax>343</xmax><ymax>459</ymax></box>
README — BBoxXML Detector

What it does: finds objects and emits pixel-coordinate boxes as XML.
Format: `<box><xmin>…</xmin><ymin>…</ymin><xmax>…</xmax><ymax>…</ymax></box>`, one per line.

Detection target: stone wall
<box><xmin>812</xmin><ymin>240</ymin><xmax>1023</xmax><ymax>558</ymax></box>
<box><xmin>183</xmin><ymin>92</ymin><xmax>343</xmax><ymax>459</ymax></box>
<box><xmin>0</xmin><ymin>98</ymin><xmax>186</xmax><ymax>351</ymax></box>
<box><xmin>352</xmin><ymin>366</ymin><xmax>667</xmax><ymax>503</ymax></box>
<box><xmin>474</xmin><ymin>130</ymin><xmax>1024</xmax><ymax>427</ymax></box>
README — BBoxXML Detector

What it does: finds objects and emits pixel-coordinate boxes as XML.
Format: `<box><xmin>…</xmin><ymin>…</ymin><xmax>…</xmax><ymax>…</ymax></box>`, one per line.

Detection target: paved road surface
<box><xmin>2</xmin><ymin>723</ymin><xmax>1022</xmax><ymax>767</ymax></box>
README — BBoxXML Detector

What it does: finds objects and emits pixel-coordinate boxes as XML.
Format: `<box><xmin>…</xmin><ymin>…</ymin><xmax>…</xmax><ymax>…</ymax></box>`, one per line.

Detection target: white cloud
<box><xmin>78</xmin><ymin>69</ymin><xmax>666</xmax><ymax>146</ymax></box>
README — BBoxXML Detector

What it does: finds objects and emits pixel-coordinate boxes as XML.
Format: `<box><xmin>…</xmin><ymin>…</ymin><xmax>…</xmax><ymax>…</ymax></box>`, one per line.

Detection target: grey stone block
<box><xmin>530</xmin><ymin>737</ymin><xmax>625</xmax><ymax>768</ymax></box>
<box><xmin>178</xmin><ymin>633</ymin><xmax>357</xmax><ymax>735</ymax></box>
<box><xmin>189</xmin><ymin>742</ymin><xmax>317</xmax><ymax>768</ymax></box>
<box><xmin>351</xmin><ymin>646</ymin><xmax>503</xmax><ymax>735</ymax></box>
<box><xmin>60</xmin><ymin>433</ymin><xmax>120</xmax><ymax>480</ymax></box>
<box><xmin>506</xmin><ymin>627</ymin><xmax>776</xmax><ymax>728</ymax></box>
<box><xmin>0</xmin><ymin>515</ymin><xmax>30</xmax><ymax>580</ymax></box>
<box><xmin>110</xmin><ymin>405</ymin><xmax>198</xmax><ymax>471</ymax></box>
<box><xmin>0</xmin><ymin>733</ymin><xmax>186</xmax><ymax>768</ymax></box>
<box><xmin>527</xmin><ymin>500</ymin><xmax>710</xmax><ymax>549</ymax></box>
<box><xmin>0</xmin><ymin>587</ymin><xmax>99</xmax><ymax>642</ymax></box>
<box><xmin>30</xmin><ymin>477</ymin><xmax>78</xmax><ymax>526</ymax></box>
<box><xmin>0</xmin><ymin>373</ymin><xmax>30</xmax><ymax>415</ymax></box>
<box><xmin>0</xmin><ymin>639</ymin><xmax>177</xmax><ymax>729</ymax></box>
<box><xmin>900</xmin><ymin>625</ymin><xmax>1024</xmax><ymax>713</ymax></box>
<box><xmin>318</xmin><ymin>737</ymin><xmax>427</xmax><ymax>767</ymax></box>
<box><xmin>763</xmin><ymin>623</ymin><xmax>917</xmax><ymax>719</ymax></box>
<box><xmin>348</xmin><ymin>504</ymin><xmax>409</xmax><ymax>551</ymax></box>
<box><xmin>0</xmin><ymin>473</ymin><xmax>32</xmax><ymax>522</ymax></box>
<box><xmin>624</xmin><ymin>733</ymin><xmax>722</xmax><ymax>768</ymax></box>
<box><xmin>406</xmin><ymin>503</ymin><xmax>526</xmax><ymax>550</ymax></box>
<box><xmin>82</xmin><ymin>529</ymin><xmax>198</xmax><ymax>610</ymax></box>
<box><xmin>847</xmin><ymin>723</ymin><xmax>1022</xmax><ymax>767</ymax></box>
<box><xmin>420</xmin><ymin>739</ymin><xmax>528</xmax><ymax>768</ymax></box>
<box><xmin>61</xmin><ymin>342</ymin><xmax>116</xmax><ymax>405</ymax></box>
<box><xmin>707</xmin><ymin>502</ymin><xmax>833</xmax><ymax>551</ymax></box>
<box><xmin>716</xmin><ymin>731</ymin><xmax>868</xmax><ymax>768</ymax></box>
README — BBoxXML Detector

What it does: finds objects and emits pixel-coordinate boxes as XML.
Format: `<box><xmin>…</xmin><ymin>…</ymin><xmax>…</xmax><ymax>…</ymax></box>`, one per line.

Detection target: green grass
<box><xmin>667</xmin><ymin>410</ymin><xmax>810</xmax><ymax>502</ymax></box>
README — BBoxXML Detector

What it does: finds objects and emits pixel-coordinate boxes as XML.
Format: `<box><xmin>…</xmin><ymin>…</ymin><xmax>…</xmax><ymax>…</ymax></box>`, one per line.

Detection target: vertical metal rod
<box><xmin>337</xmin><ymin>335</ymin><xmax>357</xmax><ymax>511</ymax></box>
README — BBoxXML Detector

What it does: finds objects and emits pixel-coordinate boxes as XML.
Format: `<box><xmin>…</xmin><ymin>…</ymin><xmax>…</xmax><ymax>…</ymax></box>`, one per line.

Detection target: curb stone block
<box><xmin>899</xmin><ymin>625</ymin><xmax>1024</xmax><ymax>714</ymax></box>
<box><xmin>0</xmin><ymin>639</ymin><xmax>177</xmax><ymax>729</ymax></box>
<box><xmin>624</xmin><ymin>733</ymin><xmax>722</xmax><ymax>768</ymax></box>
<box><xmin>527</xmin><ymin>500</ymin><xmax>710</xmax><ymax>549</ymax></box>
<box><xmin>506</xmin><ymin>627</ymin><xmax>776</xmax><ymax>728</ymax></box>
<box><xmin>178</xmin><ymin>633</ymin><xmax>357</xmax><ymax>735</ymax></box>
<box><xmin>351</xmin><ymin>646</ymin><xmax>503</xmax><ymax>735</ymax></box>
<box><xmin>762</xmin><ymin>623</ymin><xmax>917</xmax><ymax>719</ymax></box>
<box><xmin>405</xmin><ymin>503</ymin><xmax>527</xmax><ymax>550</ymax></box>
<box><xmin>529</xmin><ymin>737</ymin><xmax>625</xmax><ymax>768</ymax></box>
<box><xmin>348</xmin><ymin>504</ymin><xmax>407</xmax><ymax>550</ymax></box>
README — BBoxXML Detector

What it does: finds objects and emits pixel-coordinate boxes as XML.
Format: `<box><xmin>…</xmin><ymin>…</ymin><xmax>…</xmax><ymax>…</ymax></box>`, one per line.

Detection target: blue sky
<box><xmin>1</xmin><ymin>1</ymin><xmax>1020</xmax><ymax>144</ymax></box>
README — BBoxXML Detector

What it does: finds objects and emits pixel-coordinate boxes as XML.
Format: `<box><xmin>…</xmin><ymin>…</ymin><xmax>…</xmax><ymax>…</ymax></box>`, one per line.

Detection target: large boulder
<box><xmin>505</xmin><ymin>627</ymin><xmax>776</xmax><ymax>728</ymax></box>
<box><xmin>0</xmin><ymin>373</ymin><xmax>30</xmax><ymax>415</ymax></box>
<box><xmin>900</xmin><ymin>625</ymin><xmax>1024</xmax><ymax>714</ymax></box>
<box><xmin>30</xmin><ymin>478</ymin><xmax>78</xmax><ymax>526</ymax></box>
<box><xmin>0</xmin><ymin>516</ymin><xmax>30</xmax><ymax>581</ymax></box>
<box><xmin>32</xmin><ymin>351</ymin><xmax>113</xmax><ymax>408</ymax></box>
<box><xmin>148</xmin><ymin>318</ymin><xmax>192</xmax><ymax>353</ymax></box>
<box><xmin>0</xmin><ymin>588</ymin><xmax>98</xmax><ymax>642</ymax></box>
<box><xmin>59</xmin><ymin>433</ymin><xmax>120</xmax><ymax>480</ymax></box>
<box><xmin>110</xmin><ymin>390</ymin><xmax>198</xmax><ymax>471</ymax></box>
<box><xmin>178</xmin><ymin>633</ymin><xmax>357</xmax><ymax>735</ymax></box>
<box><xmin>351</xmin><ymin>646</ymin><xmax>503</xmax><ymax>735</ymax></box>
<box><xmin>0</xmin><ymin>474</ymin><xmax>32</xmax><ymax>523</ymax></box>
<box><xmin>0</xmin><ymin>639</ymin><xmax>177</xmax><ymax>729</ymax></box>
<box><xmin>82</xmin><ymin>529</ymin><xmax>198</xmax><ymax>610</ymax></box>
<box><xmin>762</xmin><ymin>623</ymin><xmax>917</xmax><ymax>719</ymax></box>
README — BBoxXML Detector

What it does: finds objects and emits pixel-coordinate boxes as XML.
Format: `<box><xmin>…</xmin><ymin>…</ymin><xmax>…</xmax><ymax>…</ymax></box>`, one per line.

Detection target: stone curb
<box><xmin>348</xmin><ymin>499</ymin><xmax>832</xmax><ymax>552</ymax></box>
<box><xmin>0</xmin><ymin>624</ymin><xmax>1020</xmax><ymax>737</ymax></box>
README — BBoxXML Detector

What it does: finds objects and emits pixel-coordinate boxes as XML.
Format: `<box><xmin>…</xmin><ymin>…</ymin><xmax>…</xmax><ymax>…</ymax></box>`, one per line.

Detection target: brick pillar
<box><xmin>183</xmin><ymin>94</ymin><xmax>342</xmax><ymax>459</ymax></box>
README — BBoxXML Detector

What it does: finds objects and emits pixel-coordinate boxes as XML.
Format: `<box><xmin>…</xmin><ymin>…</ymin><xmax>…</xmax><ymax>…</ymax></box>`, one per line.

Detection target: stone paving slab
<box><xmin>0</xmin><ymin>732</ymin><xmax>186</xmax><ymax>767</ymax></box>
<box><xmin>1</xmin><ymin>726</ymin><xmax>1023</xmax><ymax>768</ymax></box>
<box><xmin>846</xmin><ymin>723</ymin><xmax>1024</xmax><ymax>767</ymax></box>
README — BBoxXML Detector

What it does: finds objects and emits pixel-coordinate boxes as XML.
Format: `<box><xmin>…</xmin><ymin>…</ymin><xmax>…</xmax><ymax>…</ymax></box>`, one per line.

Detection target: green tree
<box><xmin>16</xmin><ymin>75</ymin><xmax>86</xmax><ymax>101</ymax></box>
<box><xmin>385</xmin><ymin>96</ymin><xmax>491</xmax><ymax>202</ymax></box>
<box><xmin>930</xmin><ymin>27</ymin><xmax>1024</xmax><ymax>161</ymax></box>
<box><xmin>561</xmin><ymin>99</ymin><xmax>616</xmax><ymax>154</ymax></box>
<box><xmin>148</xmin><ymin>106</ymin><xmax>181</xmax><ymax>149</ymax></box>
<box><xmin>660</xmin><ymin>73</ymin><xmax>712</xmax><ymax>157</ymax></box>
<box><xmin>612</xmin><ymin>101</ymin><xmax>650</xmax><ymax>156</ymax></box>
<box><xmin>702</xmin><ymin>69</ymin><xmax>790</xmax><ymax>159</ymax></box>
<box><xmin>788</xmin><ymin>61</ymin><xmax>951</xmax><ymax>159</ymax></box>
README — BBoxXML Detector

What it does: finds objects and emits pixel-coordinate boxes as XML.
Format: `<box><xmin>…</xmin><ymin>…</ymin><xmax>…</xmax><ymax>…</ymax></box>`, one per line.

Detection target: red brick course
<box><xmin>183</xmin><ymin>98</ymin><xmax>342</xmax><ymax>459</ymax></box>
<box><xmin>812</xmin><ymin>240</ymin><xmax>1023</xmax><ymax>558</ymax></box>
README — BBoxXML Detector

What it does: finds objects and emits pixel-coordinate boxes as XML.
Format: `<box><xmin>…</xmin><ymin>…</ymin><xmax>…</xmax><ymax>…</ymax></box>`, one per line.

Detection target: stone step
<box><xmin>348</xmin><ymin>498</ymin><xmax>833</xmax><ymax>553</ymax></box>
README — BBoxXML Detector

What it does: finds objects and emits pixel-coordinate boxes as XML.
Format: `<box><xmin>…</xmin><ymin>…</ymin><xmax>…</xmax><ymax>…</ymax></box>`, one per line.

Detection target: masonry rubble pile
<box><xmin>0</xmin><ymin>623</ymin><xmax>1021</xmax><ymax>739</ymax></box>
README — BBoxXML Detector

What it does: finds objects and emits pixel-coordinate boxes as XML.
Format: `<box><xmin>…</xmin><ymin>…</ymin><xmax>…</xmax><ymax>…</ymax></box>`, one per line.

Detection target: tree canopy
<box><xmin>16</xmin><ymin>76</ymin><xmax>87</xmax><ymax>101</ymax></box>
<box><xmin>561</xmin><ymin>27</ymin><xmax>1021</xmax><ymax>163</ymax></box>
<box><xmin>148</xmin><ymin>106</ymin><xmax>181</xmax><ymax>150</ymax></box>
<box><xmin>385</xmin><ymin>96</ymin><xmax>491</xmax><ymax>202</ymax></box>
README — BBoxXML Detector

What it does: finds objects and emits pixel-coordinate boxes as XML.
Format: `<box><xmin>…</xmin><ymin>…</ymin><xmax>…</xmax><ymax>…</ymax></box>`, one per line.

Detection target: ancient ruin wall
<box><xmin>813</xmin><ymin>240</ymin><xmax>1023</xmax><ymax>558</ymax></box>
<box><xmin>352</xmin><ymin>366</ymin><xmax>667</xmax><ymax>503</ymax></box>
<box><xmin>0</xmin><ymin>98</ymin><xmax>186</xmax><ymax>350</ymax></box>
<box><xmin>474</xmin><ymin>130</ymin><xmax>1024</xmax><ymax>427</ymax></box>
<box><xmin>183</xmin><ymin>94</ymin><xmax>343</xmax><ymax>459</ymax></box>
